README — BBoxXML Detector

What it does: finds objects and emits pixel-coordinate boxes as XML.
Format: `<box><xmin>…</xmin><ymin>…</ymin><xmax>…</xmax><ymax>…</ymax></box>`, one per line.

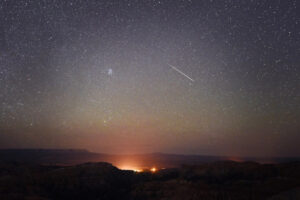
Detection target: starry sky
<box><xmin>0</xmin><ymin>0</ymin><xmax>299</xmax><ymax>157</ymax></box>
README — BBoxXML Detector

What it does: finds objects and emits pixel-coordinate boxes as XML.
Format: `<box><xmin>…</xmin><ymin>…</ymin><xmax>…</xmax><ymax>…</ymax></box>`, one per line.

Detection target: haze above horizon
<box><xmin>0</xmin><ymin>0</ymin><xmax>299</xmax><ymax>157</ymax></box>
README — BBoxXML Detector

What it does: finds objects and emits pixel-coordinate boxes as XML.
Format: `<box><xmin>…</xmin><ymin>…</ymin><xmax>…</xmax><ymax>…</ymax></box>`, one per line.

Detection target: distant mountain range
<box><xmin>0</xmin><ymin>149</ymin><xmax>299</xmax><ymax>168</ymax></box>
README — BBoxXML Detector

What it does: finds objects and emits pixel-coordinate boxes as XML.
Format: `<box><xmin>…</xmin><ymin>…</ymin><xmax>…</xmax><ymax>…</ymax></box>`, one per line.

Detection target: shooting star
<box><xmin>168</xmin><ymin>63</ymin><xmax>194</xmax><ymax>82</ymax></box>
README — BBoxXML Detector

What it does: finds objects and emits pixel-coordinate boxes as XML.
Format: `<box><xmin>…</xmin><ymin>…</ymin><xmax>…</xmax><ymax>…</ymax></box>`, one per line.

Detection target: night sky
<box><xmin>0</xmin><ymin>0</ymin><xmax>299</xmax><ymax>157</ymax></box>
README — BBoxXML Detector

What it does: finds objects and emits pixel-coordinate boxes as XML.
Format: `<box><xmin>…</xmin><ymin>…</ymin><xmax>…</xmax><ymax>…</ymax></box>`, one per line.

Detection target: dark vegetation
<box><xmin>0</xmin><ymin>161</ymin><xmax>300</xmax><ymax>200</ymax></box>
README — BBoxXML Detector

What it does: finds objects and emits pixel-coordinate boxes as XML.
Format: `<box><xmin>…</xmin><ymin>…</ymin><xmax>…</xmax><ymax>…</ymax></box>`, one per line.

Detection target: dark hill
<box><xmin>1</xmin><ymin>161</ymin><xmax>300</xmax><ymax>199</ymax></box>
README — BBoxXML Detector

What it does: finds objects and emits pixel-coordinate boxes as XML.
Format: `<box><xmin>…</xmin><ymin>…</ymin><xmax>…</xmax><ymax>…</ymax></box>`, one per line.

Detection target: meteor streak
<box><xmin>168</xmin><ymin>63</ymin><xmax>194</xmax><ymax>82</ymax></box>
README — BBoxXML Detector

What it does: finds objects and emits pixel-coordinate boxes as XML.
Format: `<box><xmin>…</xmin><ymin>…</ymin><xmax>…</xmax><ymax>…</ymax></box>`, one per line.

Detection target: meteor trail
<box><xmin>168</xmin><ymin>63</ymin><xmax>195</xmax><ymax>82</ymax></box>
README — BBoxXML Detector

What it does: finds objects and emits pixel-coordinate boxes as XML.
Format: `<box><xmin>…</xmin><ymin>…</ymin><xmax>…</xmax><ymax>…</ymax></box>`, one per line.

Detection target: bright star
<box><xmin>108</xmin><ymin>68</ymin><xmax>113</xmax><ymax>76</ymax></box>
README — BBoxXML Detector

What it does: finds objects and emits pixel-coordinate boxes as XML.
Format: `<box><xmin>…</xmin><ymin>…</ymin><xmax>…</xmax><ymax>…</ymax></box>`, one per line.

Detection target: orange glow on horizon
<box><xmin>117</xmin><ymin>164</ymin><xmax>158</xmax><ymax>173</ymax></box>
<box><xmin>118</xmin><ymin>166</ymin><xmax>143</xmax><ymax>172</ymax></box>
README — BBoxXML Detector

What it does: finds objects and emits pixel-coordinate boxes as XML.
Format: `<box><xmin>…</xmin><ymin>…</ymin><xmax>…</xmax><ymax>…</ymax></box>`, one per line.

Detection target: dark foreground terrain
<box><xmin>0</xmin><ymin>161</ymin><xmax>300</xmax><ymax>200</ymax></box>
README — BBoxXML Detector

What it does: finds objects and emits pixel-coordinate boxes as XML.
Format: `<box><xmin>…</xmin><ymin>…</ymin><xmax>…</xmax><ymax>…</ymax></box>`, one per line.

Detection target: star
<box><xmin>108</xmin><ymin>68</ymin><xmax>113</xmax><ymax>76</ymax></box>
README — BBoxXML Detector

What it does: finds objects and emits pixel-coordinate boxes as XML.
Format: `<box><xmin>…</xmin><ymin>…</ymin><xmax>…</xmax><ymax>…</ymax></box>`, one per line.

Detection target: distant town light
<box><xmin>150</xmin><ymin>167</ymin><xmax>157</xmax><ymax>173</ymax></box>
